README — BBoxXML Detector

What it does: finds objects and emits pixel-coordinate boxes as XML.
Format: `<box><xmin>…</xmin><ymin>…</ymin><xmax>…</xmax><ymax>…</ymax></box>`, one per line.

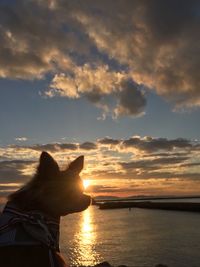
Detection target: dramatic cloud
<box><xmin>114</xmin><ymin>79</ymin><xmax>146</xmax><ymax>117</ymax></box>
<box><xmin>0</xmin><ymin>0</ymin><xmax>199</xmax><ymax>116</ymax></box>
<box><xmin>47</xmin><ymin>66</ymin><xmax>146</xmax><ymax>117</ymax></box>
<box><xmin>0</xmin><ymin>135</ymin><xmax>199</xmax><ymax>198</ymax></box>
<box><xmin>29</xmin><ymin>143</ymin><xmax>78</xmax><ymax>152</ymax></box>
<box><xmin>0</xmin><ymin>136</ymin><xmax>200</xmax><ymax>192</ymax></box>
<box><xmin>0</xmin><ymin>160</ymin><xmax>35</xmax><ymax>184</ymax></box>
<box><xmin>73</xmin><ymin>0</ymin><xmax>200</xmax><ymax>110</ymax></box>
<box><xmin>0</xmin><ymin>160</ymin><xmax>35</xmax><ymax>204</ymax></box>
<box><xmin>79</xmin><ymin>142</ymin><xmax>97</xmax><ymax>150</ymax></box>
<box><xmin>121</xmin><ymin>136</ymin><xmax>193</xmax><ymax>153</ymax></box>
<box><xmin>120</xmin><ymin>156</ymin><xmax>190</xmax><ymax>171</ymax></box>
<box><xmin>47</xmin><ymin>65</ymin><xmax>125</xmax><ymax>99</ymax></box>
<box><xmin>98</xmin><ymin>137</ymin><xmax>121</xmax><ymax>146</ymax></box>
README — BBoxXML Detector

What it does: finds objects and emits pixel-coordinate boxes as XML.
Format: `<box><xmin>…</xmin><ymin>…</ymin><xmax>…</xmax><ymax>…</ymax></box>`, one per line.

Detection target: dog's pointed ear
<box><xmin>68</xmin><ymin>155</ymin><xmax>84</xmax><ymax>174</ymax></box>
<box><xmin>38</xmin><ymin>151</ymin><xmax>59</xmax><ymax>177</ymax></box>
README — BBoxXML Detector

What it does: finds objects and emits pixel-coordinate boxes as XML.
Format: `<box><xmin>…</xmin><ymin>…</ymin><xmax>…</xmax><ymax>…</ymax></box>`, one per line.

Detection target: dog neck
<box><xmin>0</xmin><ymin>201</ymin><xmax>60</xmax><ymax>251</ymax></box>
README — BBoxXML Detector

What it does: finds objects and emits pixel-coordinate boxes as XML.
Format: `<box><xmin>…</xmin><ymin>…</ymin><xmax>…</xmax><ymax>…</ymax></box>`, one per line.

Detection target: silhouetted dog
<box><xmin>0</xmin><ymin>151</ymin><xmax>91</xmax><ymax>267</ymax></box>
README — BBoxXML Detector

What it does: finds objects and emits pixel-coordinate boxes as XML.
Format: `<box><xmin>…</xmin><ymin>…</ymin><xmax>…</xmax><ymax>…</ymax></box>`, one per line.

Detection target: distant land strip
<box><xmin>98</xmin><ymin>201</ymin><xmax>200</xmax><ymax>212</ymax></box>
<box><xmin>94</xmin><ymin>195</ymin><xmax>200</xmax><ymax>203</ymax></box>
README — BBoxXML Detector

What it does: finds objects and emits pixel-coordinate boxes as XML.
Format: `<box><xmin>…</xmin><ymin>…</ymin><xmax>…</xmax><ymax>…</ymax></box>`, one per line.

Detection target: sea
<box><xmin>60</xmin><ymin>198</ymin><xmax>200</xmax><ymax>267</ymax></box>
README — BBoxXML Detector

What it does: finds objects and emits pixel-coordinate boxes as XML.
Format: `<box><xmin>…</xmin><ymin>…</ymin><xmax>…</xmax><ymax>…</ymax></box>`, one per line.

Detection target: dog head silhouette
<box><xmin>9</xmin><ymin>151</ymin><xmax>91</xmax><ymax>218</ymax></box>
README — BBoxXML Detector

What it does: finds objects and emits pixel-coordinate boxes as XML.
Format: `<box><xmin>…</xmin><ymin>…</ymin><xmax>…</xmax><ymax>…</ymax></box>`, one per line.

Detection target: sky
<box><xmin>0</xmin><ymin>0</ymin><xmax>200</xmax><ymax>200</ymax></box>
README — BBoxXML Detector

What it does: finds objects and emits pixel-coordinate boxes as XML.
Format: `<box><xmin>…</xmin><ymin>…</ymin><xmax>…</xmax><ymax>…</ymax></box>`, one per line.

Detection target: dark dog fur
<box><xmin>0</xmin><ymin>151</ymin><xmax>91</xmax><ymax>267</ymax></box>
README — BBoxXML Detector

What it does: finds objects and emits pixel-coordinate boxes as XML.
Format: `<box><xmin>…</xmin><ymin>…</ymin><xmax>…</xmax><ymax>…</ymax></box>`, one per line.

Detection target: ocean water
<box><xmin>60</xmin><ymin>202</ymin><xmax>200</xmax><ymax>267</ymax></box>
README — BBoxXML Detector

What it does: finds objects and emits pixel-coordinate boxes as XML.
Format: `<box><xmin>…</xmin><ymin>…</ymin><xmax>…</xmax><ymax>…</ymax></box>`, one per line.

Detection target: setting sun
<box><xmin>83</xmin><ymin>179</ymin><xmax>90</xmax><ymax>190</ymax></box>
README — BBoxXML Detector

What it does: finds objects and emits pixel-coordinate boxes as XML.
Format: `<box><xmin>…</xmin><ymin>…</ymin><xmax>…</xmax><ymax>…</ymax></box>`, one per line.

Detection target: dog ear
<box><xmin>68</xmin><ymin>155</ymin><xmax>84</xmax><ymax>174</ymax></box>
<box><xmin>37</xmin><ymin>151</ymin><xmax>59</xmax><ymax>177</ymax></box>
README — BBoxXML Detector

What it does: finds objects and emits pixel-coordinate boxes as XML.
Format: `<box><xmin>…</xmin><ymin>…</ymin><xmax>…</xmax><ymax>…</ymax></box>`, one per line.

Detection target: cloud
<box><xmin>29</xmin><ymin>143</ymin><xmax>78</xmax><ymax>152</ymax></box>
<box><xmin>121</xmin><ymin>136</ymin><xmax>193</xmax><ymax>153</ymax></box>
<box><xmin>0</xmin><ymin>135</ymin><xmax>200</xmax><ymax>196</ymax></box>
<box><xmin>180</xmin><ymin>162</ymin><xmax>200</xmax><ymax>168</ymax></box>
<box><xmin>98</xmin><ymin>137</ymin><xmax>120</xmax><ymax>146</ymax></box>
<box><xmin>73</xmin><ymin>0</ymin><xmax>200</xmax><ymax>110</ymax></box>
<box><xmin>87</xmin><ymin>184</ymin><xmax>137</xmax><ymax>195</ymax></box>
<box><xmin>15</xmin><ymin>137</ymin><xmax>28</xmax><ymax>142</ymax></box>
<box><xmin>114</xmin><ymin>79</ymin><xmax>146</xmax><ymax>117</ymax></box>
<box><xmin>47</xmin><ymin>65</ymin><xmax>147</xmax><ymax>117</ymax></box>
<box><xmin>79</xmin><ymin>142</ymin><xmax>97</xmax><ymax>150</ymax></box>
<box><xmin>120</xmin><ymin>156</ymin><xmax>189</xmax><ymax>172</ymax></box>
<box><xmin>47</xmin><ymin>65</ymin><xmax>125</xmax><ymax>99</ymax></box>
<box><xmin>0</xmin><ymin>160</ymin><xmax>34</xmax><ymax>184</ymax></box>
<box><xmin>1</xmin><ymin>0</ymin><xmax>199</xmax><ymax>116</ymax></box>
<box><xmin>0</xmin><ymin>1</ymin><xmax>92</xmax><ymax>79</ymax></box>
<box><xmin>14</xmin><ymin>142</ymin><xmax>98</xmax><ymax>153</ymax></box>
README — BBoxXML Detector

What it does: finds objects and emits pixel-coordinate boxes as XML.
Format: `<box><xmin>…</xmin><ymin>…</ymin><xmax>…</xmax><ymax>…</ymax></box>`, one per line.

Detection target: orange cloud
<box><xmin>0</xmin><ymin>135</ymin><xmax>200</xmax><ymax>197</ymax></box>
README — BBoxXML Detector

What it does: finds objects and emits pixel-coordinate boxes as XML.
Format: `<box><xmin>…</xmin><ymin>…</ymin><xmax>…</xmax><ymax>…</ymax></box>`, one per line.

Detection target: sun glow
<box><xmin>83</xmin><ymin>179</ymin><xmax>90</xmax><ymax>190</ymax></box>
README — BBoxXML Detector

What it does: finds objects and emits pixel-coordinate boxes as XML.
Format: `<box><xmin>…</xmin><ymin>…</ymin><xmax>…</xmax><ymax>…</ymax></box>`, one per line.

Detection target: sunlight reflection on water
<box><xmin>60</xmin><ymin>204</ymin><xmax>200</xmax><ymax>267</ymax></box>
<box><xmin>61</xmin><ymin>206</ymin><xmax>101</xmax><ymax>266</ymax></box>
<box><xmin>75</xmin><ymin>208</ymin><xmax>99</xmax><ymax>266</ymax></box>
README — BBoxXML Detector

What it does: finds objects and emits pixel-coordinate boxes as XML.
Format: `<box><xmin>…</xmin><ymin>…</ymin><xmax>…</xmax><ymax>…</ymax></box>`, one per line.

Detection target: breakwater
<box><xmin>99</xmin><ymin>201</ymin><xmax>200</xmax><ymax>212</ymax></box>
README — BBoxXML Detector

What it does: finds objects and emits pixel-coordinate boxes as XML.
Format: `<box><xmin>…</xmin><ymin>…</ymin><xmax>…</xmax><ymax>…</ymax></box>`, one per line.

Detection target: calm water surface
<box><xmin>60</xmin><ymin>202</ymin><xmax>200</xmax><ymax>267</ymax></box>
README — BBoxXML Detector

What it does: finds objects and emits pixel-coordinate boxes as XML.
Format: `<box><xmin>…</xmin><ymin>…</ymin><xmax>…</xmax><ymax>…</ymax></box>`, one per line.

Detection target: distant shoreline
<box><xmin>98</xmin><ymin>200</ymin><xmax>200</xmax><ymax>212</ymax></box>
<box><xmin>93</xmin><ymin>195</ymin><xmax>200</xmax><ymax>203</ymax></box>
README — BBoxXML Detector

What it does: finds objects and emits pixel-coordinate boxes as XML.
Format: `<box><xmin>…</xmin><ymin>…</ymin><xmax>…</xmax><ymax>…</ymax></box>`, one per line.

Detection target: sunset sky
<box><xmin>0</xmin><ymin>0</ymin><xmax>200</xmax><ymax>200</ymax></box>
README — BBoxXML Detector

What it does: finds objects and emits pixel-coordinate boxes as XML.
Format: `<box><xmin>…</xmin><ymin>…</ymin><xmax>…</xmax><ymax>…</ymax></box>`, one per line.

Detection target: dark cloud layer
<box><xmin>0</xmin><ymin>135</ymin><xmax>200</xmax><ymax>196</ymax></box>
<box><xmin>0</xmin><ymin>0</ymin><xmax>199</xmax><ymax>116</ymax></box>
<box><xmin>65</xmin><ymin>0</ymin><xmax>200</xmax><ymax>110</ymax></box>
<box><xmin>122</xmin><ymin>136</ymin><xmax>193</xmax><ymax>153</ymax></box>
<box><xmin>5</xmin><ymin>135</ymin><xmax>199</xmax><ymax>155</ymax></box>
<box><xmin>0</xmin><ymin>160</ymin><xmax>34</xmax><ymax>184</ymax></box>
<box><xmin>79</xmin><ymin>142</ymin><xmax>97</xmax><ymax>150</ymax></box>
<box><xmin>114</xmin><ymin>79</ymin><xmax>146</xmax><ymax>117</ymax></box>
<box><xmin>98</xmin><ymin>137</ymin><xmax>121</xmax><ymax>146</ymax></box>
<box><xmin>32</xmin><ymin>143</ymin><xmax>78</xmax><ymax>152</ymax></box>
<box><xmin>120</xmin><ymin>156</ymin><xmax>189</xmax><ymax>171</ymax></box>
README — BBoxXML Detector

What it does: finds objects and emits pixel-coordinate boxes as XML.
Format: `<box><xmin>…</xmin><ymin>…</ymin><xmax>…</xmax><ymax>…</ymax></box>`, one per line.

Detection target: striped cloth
<box><xmin>0</xmin><ymin>202</ymin><xmax>60</xmax><ymax>251</ymax></box>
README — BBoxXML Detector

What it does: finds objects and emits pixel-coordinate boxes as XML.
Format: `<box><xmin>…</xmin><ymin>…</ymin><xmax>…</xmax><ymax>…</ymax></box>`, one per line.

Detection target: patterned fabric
<box><xmin>0</xmin><ymin>202</ymin><xmax>60</xmax><ymax>251</ymax></box>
